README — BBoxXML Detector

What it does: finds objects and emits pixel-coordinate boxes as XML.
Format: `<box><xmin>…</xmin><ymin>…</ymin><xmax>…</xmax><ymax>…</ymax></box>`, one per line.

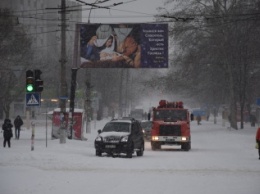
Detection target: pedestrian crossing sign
<box><xmin>26</xmin><ymin>93</ymin><xmax>41</xmax><ymax>107</ymax></box>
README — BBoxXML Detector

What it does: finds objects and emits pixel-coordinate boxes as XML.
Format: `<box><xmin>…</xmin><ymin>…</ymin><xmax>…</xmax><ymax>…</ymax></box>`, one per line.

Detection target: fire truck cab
<box><xmin>150</xmin><ymin>100</ymin><xmax>193</xmax><ymax>151</ymax></box>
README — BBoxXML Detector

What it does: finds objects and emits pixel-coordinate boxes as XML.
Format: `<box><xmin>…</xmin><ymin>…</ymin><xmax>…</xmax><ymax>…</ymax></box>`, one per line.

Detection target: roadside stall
<box><xmin>50</xmin><ymin>108</ymin><xmax>85</xmax><ymax>140</ymax></box>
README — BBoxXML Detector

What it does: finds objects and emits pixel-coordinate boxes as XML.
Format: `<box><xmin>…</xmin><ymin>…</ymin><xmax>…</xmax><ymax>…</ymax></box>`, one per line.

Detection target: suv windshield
<box><xmin>103</xmin><ymin>122</ymin><xmax>131</xmax><ymax>133</ymax></box>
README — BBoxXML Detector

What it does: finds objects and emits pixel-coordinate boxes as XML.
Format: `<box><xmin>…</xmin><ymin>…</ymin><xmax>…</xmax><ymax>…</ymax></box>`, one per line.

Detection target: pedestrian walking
<box><xmin>250</xmin><ymin>114</ymin><xmax>256</xmax><ymax>127</ymax></box>
<box><xmin>111</xmin><ymin>110</ymin><xmax>115</xmax><ymax>119</ymax></box>
<box><xmin>197</xmin><ymin>114</ymin><xmax>201</xmax><ymax>125</ymax></box>
<box><xmin>2</xmin><ymin>118</ymin><xmax>13</xmax><ymax>148</ymax></box>
<box><xmin>256</xmin><ymin>127</ymin><xmax>260</xmax><ymax>160</ymax></box>
<box><xmin>206</xmin><ymin>109</ymin><xmax>210</xmax><ymax>121</ymax></box>
<box><xmin>222</xmin><ymin>109</ymin><xmax>228</xmax><ymax>127</ymax></box>
<box><xmin>14</xmin><ymin>115</ymin><xmax>23</xmax><ymax>139</ymax></box>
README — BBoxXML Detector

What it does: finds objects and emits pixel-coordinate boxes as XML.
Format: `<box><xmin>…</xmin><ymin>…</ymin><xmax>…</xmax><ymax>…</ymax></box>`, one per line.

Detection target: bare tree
<box><xmin>157</xmin><ymin>0</ymin><xmax>260</xmax><ymax>129</ymax></box>
<box><xmin>0</xmin><ymin>9</ymin><xmax>33</xmax><ymax>118</ymax></box>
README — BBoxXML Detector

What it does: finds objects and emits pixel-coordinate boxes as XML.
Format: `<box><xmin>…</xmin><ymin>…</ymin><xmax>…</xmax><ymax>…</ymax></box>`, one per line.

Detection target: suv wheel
<box><xmin>136</xmin><ymin>143</ymin><xmax>144</xmax><ymax>156</ymax></box>
<box><xmin>181</xmin><ymin>142</ymin><xmax>191</xmax><ymax>151</ymax></box>
<box><xmin>96</xmin><ymin>149</ymin><xmax>102</xmax><ymax>156</ymax></box>
<box><xmin>126</xmin><ymin>142</ymin><xmax>133</xmax><ymax>158</ymax></box>
<box><xmin>126</xmin><ymin>151</ymin><xmax>132</xmax><ymax>158</ymax></box>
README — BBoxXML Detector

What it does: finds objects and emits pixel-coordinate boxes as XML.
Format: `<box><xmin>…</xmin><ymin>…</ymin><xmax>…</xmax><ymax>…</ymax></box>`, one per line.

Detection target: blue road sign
<box><xmin>257</xmin><ymin>98</ymin><xmax>260</xmax><ymax>106</ymax></box>
<box><xmin>26</xmin><ymin>93</ymin><xmax>41</xmax><ymax>107</ymax></box>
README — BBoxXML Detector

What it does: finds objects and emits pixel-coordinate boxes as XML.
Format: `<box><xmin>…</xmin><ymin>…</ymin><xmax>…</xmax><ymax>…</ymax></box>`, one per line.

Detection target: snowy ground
<box><xmin>0</xmin><ymin>117</ymin><xmax>260</xmax><ymax>194</ymax></box>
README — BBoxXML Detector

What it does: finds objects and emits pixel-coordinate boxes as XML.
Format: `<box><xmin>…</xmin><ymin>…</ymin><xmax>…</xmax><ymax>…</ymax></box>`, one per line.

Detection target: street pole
<box><xmin>68</xmin><ymin>68</ymin><xmax>79</xmax><ymax>139</ymax></box>
<box><xmin>118</xmin><ymin>69</ymin><xmax>124</xmax><ymax>118</ymax></box>
<box><xmin>84</xmin><ymin>2</ymin><xmax>98</xmax><ymax>134</ymax></box>
<box><xmin>31</xmin><ymin>121</ymin><xmax>35</xmax><ymax>151</ymax></box>
<box><xmin>59</xmin><ymin>0</ymin><xmax>68</xmax><ymax>144</ymax></box>
<box><xmin>85</xmin><ymin>76</ymin><xmax>92</xmax><ymax>133</ymax></box>
<box><xmin>125</xmin><ymin>69</ymin><xmax>129</xmax><ymax>116</ymax></box>
<box><xmin>46</xmin><ymin>108</ymin><xmax>48</xmax><ymax>147</ymax></box>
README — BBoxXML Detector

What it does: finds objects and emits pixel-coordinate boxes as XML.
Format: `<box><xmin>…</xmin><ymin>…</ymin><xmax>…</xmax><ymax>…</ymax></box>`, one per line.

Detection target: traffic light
<box><xmin>26</xmin><ymin>70</ymin><xmax>34</xmax><ymax>93</ymax></box>
<box><xmin>34</xmin><ymin>69</ymin><xmax>43</xmax><ymax>92</ymax></box>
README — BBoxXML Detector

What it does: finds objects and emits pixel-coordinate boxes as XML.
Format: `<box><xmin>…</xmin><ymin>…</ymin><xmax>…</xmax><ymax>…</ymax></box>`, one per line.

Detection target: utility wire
<box><xmin>3</xmin><ymin>0</ymin><xmax>260</xmax><ymax>25</ymax></box>
<box><xmin>1</xmin><ymin>0</ymin><xmax>260</xmax><ymax>38</ymax></box>
<box><xmin>4</xmin><ymin>12</ymin><xmax>260</xmax><ymax>28</ymax></box>
<box><xmin>1</xmin><ymin>14</ymin><xmax>260</xmax><ymax>39</ymax></box>
<box><xmin>5</xmin><ymin>10</ymin><xmax>260</xmax><ymax>25</ymax></box>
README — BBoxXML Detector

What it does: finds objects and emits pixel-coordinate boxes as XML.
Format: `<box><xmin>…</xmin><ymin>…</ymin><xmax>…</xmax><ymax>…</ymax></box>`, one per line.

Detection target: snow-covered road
<box><xmin>1</xmin><ymin>118</ymin><xmax>259</xmax><ymax>194</ymax></box>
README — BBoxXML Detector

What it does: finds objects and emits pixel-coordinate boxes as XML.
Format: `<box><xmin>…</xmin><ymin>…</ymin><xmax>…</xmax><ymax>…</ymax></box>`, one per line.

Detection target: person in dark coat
<box><xmin>2</xmin><ymin>118</ymin><xmax>13</xmax><ymax>148</ymax></box>
<box><xmin>14</xmin><ymin>115</ymin><xmax>23</xmax><ymax>139</ymax></box>
<box><xmin>250</xmin><ymin>114</ymin><xmax>257</xmax><ymax>127</ymax></box>
<box><xmin>256</xmin><ymin>127</ymin><xmax>260</xmax><ymax>160</ymax></box>
<box><xmin>197</xmin><ymin>114</ymin><xmax>202</xmax><ymax>125</ymax></box>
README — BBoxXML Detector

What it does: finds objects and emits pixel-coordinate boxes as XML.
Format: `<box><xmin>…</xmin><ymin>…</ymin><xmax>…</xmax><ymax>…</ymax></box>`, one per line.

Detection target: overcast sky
<box><xmin>78</xmin><ymin>0</ymin><xmax>164</xmax><ymax>23</ymax></box>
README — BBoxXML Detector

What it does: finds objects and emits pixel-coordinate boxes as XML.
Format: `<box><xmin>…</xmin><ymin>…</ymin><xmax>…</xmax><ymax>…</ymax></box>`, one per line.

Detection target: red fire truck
<box><xmin>150</xmin><ymin>100</ymin><xmax>193</xmax><ymax>151</ymax></box>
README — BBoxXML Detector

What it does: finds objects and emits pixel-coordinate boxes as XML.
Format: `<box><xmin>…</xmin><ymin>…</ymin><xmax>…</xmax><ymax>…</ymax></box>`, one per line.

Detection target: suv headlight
<box><xmin>95</xmin><ymin>136</ymin><xmax>102</xmax><ymax>142</ymax></box>
<box><xmin>121</xmin><ymin>136</ymin><xmax>129</xmax><ymax>142</ymax></box>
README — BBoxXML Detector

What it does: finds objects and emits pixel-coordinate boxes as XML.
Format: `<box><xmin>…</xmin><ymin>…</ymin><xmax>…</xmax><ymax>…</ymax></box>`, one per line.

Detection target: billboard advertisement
<box><xmin>79</xmin><ymin>23</ymin><xmax>168</xmax><ymax>68</ymax></box>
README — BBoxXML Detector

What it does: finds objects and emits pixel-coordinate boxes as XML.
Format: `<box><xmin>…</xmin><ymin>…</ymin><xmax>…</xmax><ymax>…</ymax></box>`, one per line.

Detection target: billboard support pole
<box><xmin>68</xmin><ymin>68</ymin><xmax>80</xmax><ymax>139</ymax></box>
<box><xmin>59</xmin><ymin>0</ymin><xmax>68</xmax><ymax>144</ymax></box>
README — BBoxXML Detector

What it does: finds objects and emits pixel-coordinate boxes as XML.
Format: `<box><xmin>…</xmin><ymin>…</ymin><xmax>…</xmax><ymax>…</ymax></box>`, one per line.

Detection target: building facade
<box><xmin>0</xmin><ymin>0</ymin><xmax>82</xmax><ymax>119</ymax></box>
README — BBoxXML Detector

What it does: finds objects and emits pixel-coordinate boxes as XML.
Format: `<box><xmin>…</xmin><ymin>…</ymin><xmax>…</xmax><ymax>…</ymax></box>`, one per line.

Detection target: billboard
<box><xmin>78</xmin><ymin>23</ymin><xmax>168</xmax><ymax>68</ymax></box>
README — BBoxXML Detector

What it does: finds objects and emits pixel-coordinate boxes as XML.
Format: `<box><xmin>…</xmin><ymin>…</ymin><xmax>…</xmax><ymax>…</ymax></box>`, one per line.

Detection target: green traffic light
<box><xmin>27</xmin><ymin>84</ymin><xmax>34</xmax><ymax>92</ymax></box>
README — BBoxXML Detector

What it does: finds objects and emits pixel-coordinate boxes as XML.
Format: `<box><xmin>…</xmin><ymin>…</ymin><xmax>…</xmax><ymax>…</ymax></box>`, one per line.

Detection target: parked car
<box><xmin>141</xmin><ymin>120</ymin><xmax>152</xmax><ymax>141</ymax></box>
<box><xmin>94</xmin><ymin>117</ymin><xmax>145</xmax><ymax>158</ymax></box>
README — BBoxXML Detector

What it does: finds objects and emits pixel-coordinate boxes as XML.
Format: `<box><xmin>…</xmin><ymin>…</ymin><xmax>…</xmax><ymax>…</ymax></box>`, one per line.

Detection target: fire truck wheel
<box><xmin>151</xmin><ymin>142</ymin><xmax>161</xmax><ymax>150</ymax></box>
<box><xmin>96</xmin><ymin>149</ymin><xmax>102</xmax><ymax>156</ymax></box>
<box><xmin>151</xmin><ymin>142</ymin><xmax>156</xmax><ymax>150</ymax></box>
<box><xmin>181</xmin><ymin>142</ymin><xmax>191</xmax><ymax>151</ymax></box>
<box><xmin>126</xmin><ymin>151</ymin><xmax>133</xmax><ymax>158</ymax></box>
